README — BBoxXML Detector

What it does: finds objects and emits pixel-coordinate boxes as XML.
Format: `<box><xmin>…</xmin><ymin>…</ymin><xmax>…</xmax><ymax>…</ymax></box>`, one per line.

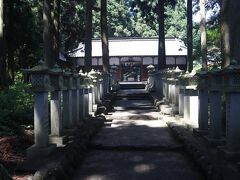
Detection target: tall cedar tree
<box><xmin>158</xmin><ymin>0</ymin><xmax>166</xmax><ymax>70</ymax></box>
<box><xmin>53</xmin><ymin>0</ymin><xmax>60</xmax><ymax>65</ymax></box>
<box><xmin>0</xmin><ymin>0</ymin><xmax>7</xmax><ymax>87</ymax></box>
<box><xmin>187</xmin><ymin>0</ymin><xmax>193</xmax><ymax>72</ymax></box>
<box><xmin>85</xmin><ymin>0</ymin><xmax>93</xmax><ymax>72</ymax></box>
<box><xmin>200</xmin><ymin>0</ymin><xmax>207</xmax><ymax>69</ymax></box>
<box><xmin>101</xmin><ymin>0</ymin><xmax>109</xmax><ymax>72</ymax></box>
<box><xmin>43</xmin><ymin>0</ymin><xmax>55</xmax><ymax>68</ymax></box>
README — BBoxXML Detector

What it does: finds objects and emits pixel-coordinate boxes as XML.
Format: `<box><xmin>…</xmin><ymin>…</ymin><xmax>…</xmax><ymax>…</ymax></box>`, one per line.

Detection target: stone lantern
<box><xmin>78</xmin><ymin>70</ymin><xmax>86</xmax><ymax>121</ymax></box>
<box><xmin>62</xmin><ymin>68</ymin><xmax>73</xmax><ymax>129</ymax></box>
<box><xmin>171</xmin><ymin>67</ymin><xmax>184</xmax><ymax>113</ymax></box>
<box><xmin>80</xmin><ymin>71</ymin><xmax>90</xmax><ymax>117</ymax></box>
<box><xmin>110</xmin><ymin>65</ymin><xmax>118</xmax><ymax>91</ymax></box>
<box><xmin>197</xmin><ymin>69</ymin><xmax>209</xmax><ymax>132</ymax></box>
<box><xmin>24</xmin><ymin>60</ymin><xmax>56</xmax><ymax>159</ymax></box>
<box><xmin>208</xmin><ymin>65</ymin><xmax>223</xmax><ymax>139</ymax></box>
<box><xmin>48</xmin><ymin>64</ymin><xmax>66</xmax><ymax>146</ymax></box>
<box><xmin>146</xmin><ymin>65</ymin><xmax>156</xmax><ymax>92</ymax></box>
<box><xmin>222</xmin><ymin>61</ymin><xmax>240</xmax><ymax>151</ymax></box>
<box><xmin>72</xmin><ymin>69</ymin><xmax>80</xmax><ymax>123</ymax></box>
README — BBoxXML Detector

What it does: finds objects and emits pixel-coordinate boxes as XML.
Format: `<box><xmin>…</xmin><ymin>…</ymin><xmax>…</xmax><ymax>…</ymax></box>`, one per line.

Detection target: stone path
<box><xmin>72</xmin><ymin>89</ymin><xmax>205</xmax><ymax>180</ymax></box>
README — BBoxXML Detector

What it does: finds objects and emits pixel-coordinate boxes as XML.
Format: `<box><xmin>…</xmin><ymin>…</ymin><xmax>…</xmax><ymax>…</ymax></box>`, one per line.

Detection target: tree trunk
<box><xmin>187</xmin><ymin>0</ymin><xmax>193</xmax><ymax>72</ymax></box>
<box><xmin>6</xmin><ymin>0</ymin><xmax>14</xmax><ymax>84</ymax></box>
<box><xmin>221</xmin><ymin>0</ymin><xmax>240</xmax><ymax>67</ymax></box>
<box><xmin>43</xmin><ymin>0</ymin><xmax>55</xmax><ymax>68</ymax></box>
<box><xmin>220</xmin><ymin>0</ymin><xmax>230</xmax><ymax>68</ymax></box>
<box><xmin>158</xmin><ymin>0</ymin><xmax>166</xmax><ymax>70</ymax></box>
<box><xmin>0</xmin><ymin>0</ymin><xmax>6</xmax><ymax>88</ymax></box>
<box><xmin>229</xmin><ymin>0</ymin><xmax>240</xmax><ymax>64</ymax></box>
<box><xmin>53</xmin><ymin>0</ymin><xmax>60</xmax><ymax>65</ymax></box>
<box><xmin>101</xmin><ymin>0</ymin><xmax>109</xmax><ymax>72</ymax></box>
<box><xmin>85</xmin><ymin>0</ymin><xmax>93</xmax><ymax>73</ymax></box>
<box><xmin>200</xmin><ymin>0</ymin><xmax>207</xmax><ymax>70</ymax></box>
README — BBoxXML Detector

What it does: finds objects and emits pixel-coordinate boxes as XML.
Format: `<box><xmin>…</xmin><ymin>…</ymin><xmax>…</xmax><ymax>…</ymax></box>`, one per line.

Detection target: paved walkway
<box><xmin>72</xmin><ymin>89</ymin><xmax>205</xmax><ymax>180</ymax></box>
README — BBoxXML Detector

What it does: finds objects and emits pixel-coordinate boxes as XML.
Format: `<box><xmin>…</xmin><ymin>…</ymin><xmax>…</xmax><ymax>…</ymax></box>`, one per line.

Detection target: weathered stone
<box><xmin>62</xmin><ymin>90</ymin><xmax>73</xmax><ymax>128</ymax></box>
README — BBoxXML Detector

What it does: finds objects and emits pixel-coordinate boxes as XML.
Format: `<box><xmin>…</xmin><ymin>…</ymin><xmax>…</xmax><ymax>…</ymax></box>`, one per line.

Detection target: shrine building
<box><xmin>68</xmin><ymin>37</ymin><xmax>187</xmax><ymax>81</ymax></box>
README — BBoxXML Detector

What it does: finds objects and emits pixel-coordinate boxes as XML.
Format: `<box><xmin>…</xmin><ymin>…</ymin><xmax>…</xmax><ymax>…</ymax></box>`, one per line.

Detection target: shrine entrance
<box><xmin>120</xmin><ymin>59</ymin><xmax>142</xmax><ymax>82</ymax></box>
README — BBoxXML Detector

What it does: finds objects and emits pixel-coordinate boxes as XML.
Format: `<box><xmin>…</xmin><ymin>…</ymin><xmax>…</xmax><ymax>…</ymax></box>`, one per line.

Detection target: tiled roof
<box><xmin>68</xmin><ymin>38</ymin><xmax>187</xmax><ymax>57</ymax></box>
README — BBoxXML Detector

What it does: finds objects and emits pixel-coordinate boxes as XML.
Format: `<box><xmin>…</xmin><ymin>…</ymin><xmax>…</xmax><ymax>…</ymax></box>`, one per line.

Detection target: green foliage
<box><xmin>93</xmin><ymin>0</ymin><xmax>132</xmax><ymax>37</ymax></box>
<box><xmin>61</xmin><ymin>0</ymin><xmax>85</xmax><ymax>50</ymax></box>
<box><xmin>165</xmin><ymin>0</ymin><xmax>187</xmax><ymax>41</ymax></box>
<box><xmin>0</xmin><ymin>72</ymin><xmax>33</xmax><ymax>136</ymax></box>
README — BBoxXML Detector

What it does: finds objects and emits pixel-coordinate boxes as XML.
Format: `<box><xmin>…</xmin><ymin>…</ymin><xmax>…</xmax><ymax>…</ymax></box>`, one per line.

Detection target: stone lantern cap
<box><xmin>49</xmin><ymin>64</ymin><xmax>63</xmax><ymax>75</ymax></box>
<box><xmin>222</xmin><ymin>60</ymin><xmax>240</xmax><ymax>92</ymax></box>
<box><xmin>24</xmin><ymin>60</ymin><xmax>49</xmax><ymax>74</ymax></box>
<box><xmin>63</xmin><ymin>68</ymin><xmax>72</xmax><ymax>76</ymax></box>
<box><xmin>63</xmin><ymin>68</ymin><xmax>73</xmax><ymax>90</ymax></box>
<box><xmin>71</xmin><ymin>69</ymin><xmax>79</xmax><ymax>90</ymax></box>
<box><xmin>197</xmin><ymin>68</ymin><xmax>209</xmax><ymax>90</ymax></box>
<box><xmin>178</xmin><ymin>71</ymin><xmax>198</xmax><ymax>87</ymax></box>
<box><xmin>88</xmin><ymin>69</ymin><xmax>101</xmax><ymax>85</ymax></box>
<box><xmin>23</xmin><ymin>60</ymin><xmax>53</xmax><ymax>92</ymax></box>
<box><xmin>147</xmin><ymin>65</ymin><xmax>156</xmax><ymax>73</ymax></box>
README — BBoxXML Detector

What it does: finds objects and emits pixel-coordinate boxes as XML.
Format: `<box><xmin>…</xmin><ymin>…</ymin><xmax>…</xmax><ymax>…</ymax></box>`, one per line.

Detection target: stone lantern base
<box><xmin>49</xmin><ymin>135</ymin><xmax>68</xmax><ymax>147</ymax></box>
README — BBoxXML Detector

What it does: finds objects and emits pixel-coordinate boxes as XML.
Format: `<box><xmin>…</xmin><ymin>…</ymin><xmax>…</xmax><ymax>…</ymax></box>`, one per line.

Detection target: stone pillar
<box><xmin>209</xmin><ymin>91</ymin><xmax>222</xmax><ymax>138</ymax></box>
<box><xmin>226</xmin><ymin>92</ymin><xmax>240</xmax><ymax>151</ymax></box>
<box><xmin>48</xmin><ymin>64</ymin><xmax>66</xmax><ymax>146</ymax></box>
<box><xmin>50</xmin><ymin>91</ymin><xmax>62</xmax><ymax>137</ymax></box>
<box><xmin>179</xmin><ymin>88</ymin><xmax>185</xmax><ymax>116</ymax></box>
<box><xmin>88</xmin><ymin>87</ymin><xmax>93</xmax><ymax>114</ymax></box>
<box><xmin>189</xmin><ymin>88</ymin><xmax>199</xmax><ymax>128</ymax></box>
<box><xmin>71</xmin><ymin>71</ymin><xmax>79</xmax><ymax>124</ymax></box>
<box><xmin>84</xmin><ymin>87</ymin><xmax>89</xmax><ymax>118</ymax></box>
<box><xmin>166</xmin><ymin>80</ymin><xmax>170</xmax><ymax>102</ymax></box>
<box><xmin>223</xmin><ymin>63</ymin><xmax>240</xmax><ymax>151</ymax></box>
<box><xmin>183</xmin><ymin>88</ymin><xmax>190</xmax><ymax>123</ymax></box>
<box><xmin>72</xmin><ymin>89</ymin><xmax>78</xmax><ymax>123</ymax></box>
<box><xmin>76</xmin><ymin>75</ymin><xmax>81</xmax><ymax>122</ymax></box>
<box><xmin>25</xmin><ymin>61</ymin><xmax>56</xmax><ymax>159</ymax></box>
<box><xmin>198</xmin><ymin>89</ymin><xmax>209</xmax><ymax>131</ymax></box>
<box><xmin>208</xmin><ymin>67</ymin><xmax>224</xmax><ymax>138</ymax></box>
<box><xmin>171</xmin><ymin>67</ymin><xmax>183</xmax><ymax>114</ymax></box>
<box><xmin>100</xmin><ymin>81</ymin><xmax>103</xmax><ymax>100</ymax></box>
<box><xmin>162</xmin><ymin>79</ymin><xmax>166</xmax><ymax>99</ymax></box>
<box><xmin>34</xmin><ymin>92</ymin><xmax>50</xmax><ymax>147</ymax></box>
<box><xmin>197</xmin><ymin>70</ymin><xmax>209</xmax><ymax>132</ymax></box>
<box><xmin>96</xmin><ymin>81</ymin><xmax>101</xmax><ymax>104</ymax></box>
<box><xmin>79</xmin><ymin>87</ymin><xmax>85</xmax><ymax>120</ymax></box>
<box><xmin>62</xmin><ymin>70</ymin><xmax>73</xmax><ymax>129</ymax></box>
